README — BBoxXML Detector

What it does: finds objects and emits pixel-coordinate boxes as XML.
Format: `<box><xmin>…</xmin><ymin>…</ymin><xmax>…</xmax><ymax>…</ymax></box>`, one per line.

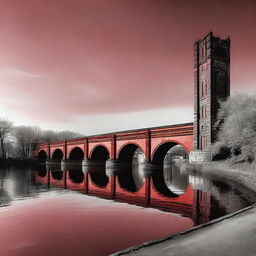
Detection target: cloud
<box><xmin>8</xmin><ymin>68</ymin><xmax>46</xmax><ymax>78</ymax></box>
<box><xmin>0</xmin><ymin>0</ymin><xmax>255</xmax><ymax>130</ymax></box>
<box><xmin>80</xmin><ymin>85</ymin><xmax>110</xmax><ymax>100</ymax></box>
<box><xmin>9</xmin><ymin>240</ymin><xmax>36</xmax><ymax>250</ymax></box>
<box><xmin>0</xmin><ymin>68</ymin><xmax>46</xmax><ymax>79</ymax></box>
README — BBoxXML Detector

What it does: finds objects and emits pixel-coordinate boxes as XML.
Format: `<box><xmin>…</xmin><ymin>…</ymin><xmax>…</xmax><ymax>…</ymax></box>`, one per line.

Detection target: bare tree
<box><xmin>56</xmin><ymin>130</ymin><xmax>82</xmax><ymax>141</ymax></box>
<box><xmin>40</xmin><ymin>130</ymin><xmax>58</xmax><ymax>143</ymax></box>
<box><xmin>0</xmin><ymin>118</ymin><xmax>13</xmax><ymax>158</ymax></box>
<box><xmin>14</xmin><ymin>126</ymin><xmax>42</xmax><ymax>159</ymax></box>
<box><xmin>40</xmin><ymin>130</ymin><xmax>82</xmax><ymax>143</ymax></box>
<box><xmin>1</xmin><ymin>121</ymin><xmax>83</xmax><ymax>159</ymax></box>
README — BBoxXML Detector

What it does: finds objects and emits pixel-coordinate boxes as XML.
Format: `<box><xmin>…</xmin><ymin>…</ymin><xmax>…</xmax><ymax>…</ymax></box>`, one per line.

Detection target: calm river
<box><xmin>0</xmin><ymin>163</ymin><xmax>255</xmax><ymax>256</ymax></box>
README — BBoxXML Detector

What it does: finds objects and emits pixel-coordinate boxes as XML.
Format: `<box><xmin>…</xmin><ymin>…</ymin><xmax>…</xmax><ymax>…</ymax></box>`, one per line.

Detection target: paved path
<box><xmin>114</xmin><ymin>205</ymin><xmax>256</xmax><ymax>256</ymax></box>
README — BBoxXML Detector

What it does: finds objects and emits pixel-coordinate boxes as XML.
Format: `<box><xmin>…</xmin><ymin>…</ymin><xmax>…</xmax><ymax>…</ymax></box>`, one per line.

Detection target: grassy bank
<box><xmin>186</xmin><ymin>160</ymin><xmax>256</xmax><ymax>192</ymax></box>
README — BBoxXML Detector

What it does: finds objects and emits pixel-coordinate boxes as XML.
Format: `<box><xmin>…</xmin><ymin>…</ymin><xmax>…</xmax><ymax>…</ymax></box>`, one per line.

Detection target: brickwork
<box><xmin>193</xmin><ymin>32</ymin><xmax>230</xmax><ymax>151</ymax></box>
<box><xmin>36</xmin><ymin>123</ymin><xmax>194</xmax><ymax>161</ymax></box>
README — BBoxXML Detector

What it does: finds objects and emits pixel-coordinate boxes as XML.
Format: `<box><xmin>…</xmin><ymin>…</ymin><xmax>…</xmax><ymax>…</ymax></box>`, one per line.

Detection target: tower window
<box><xmin>201</xmin><ymin>105</ymin><xmax>207</xmax><ymax>119</ymax></box>
<box><xmin>205</xmin><ymin>81</ymin><xmax>207</xmax><ymax>96</ymax></box>
<box><xmin>201</xmin><ymin>82</ymin><xmax>204</xmax><ymax>98</ymax></box>
<box><xmin>201</xmin><ymin>136</ymin><xmax>207</xmax><ymax>150</ymax></box>
<box><xmin>201</xmin><ymin>45</ymin><xmax>205</xmax><ymax>59</ymax></box>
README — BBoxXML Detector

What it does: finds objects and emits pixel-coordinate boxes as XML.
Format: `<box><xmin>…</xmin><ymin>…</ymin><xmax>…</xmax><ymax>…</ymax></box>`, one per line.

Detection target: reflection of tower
<box><xmin>193</xmin><ymin>190</ymin><xmax>211</xmax><ymax>225</ymax></box>
<box><xmin>193</xmin><ymin>32</ymin><xmax>230</xmax><ymax>151</ymax></box>
<box><xmin>198</xmin><ymin>191</ymin><xmax>211</xmax><ymax>223</ymax></box>
<box><xmin>190</xmin><ymin>173</ymin><xmax>212</xmax><ymax>224</ymax></box>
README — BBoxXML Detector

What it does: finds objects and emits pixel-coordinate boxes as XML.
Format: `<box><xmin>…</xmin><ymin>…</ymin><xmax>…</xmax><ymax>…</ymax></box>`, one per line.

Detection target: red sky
<box><xmin>0</xmin><ymin>0</ymin><xmax>255</xmax><ymax>134</ymax></box>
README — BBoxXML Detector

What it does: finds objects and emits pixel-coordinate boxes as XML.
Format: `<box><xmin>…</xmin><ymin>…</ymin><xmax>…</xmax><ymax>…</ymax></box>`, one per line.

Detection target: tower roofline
<box><xmin>194</xmin><ymin>31</ymin><xmax>230</xmax><ymax>45</ymax></box>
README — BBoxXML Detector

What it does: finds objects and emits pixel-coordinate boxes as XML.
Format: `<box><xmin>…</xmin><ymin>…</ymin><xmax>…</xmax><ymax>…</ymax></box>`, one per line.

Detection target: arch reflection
<box><xmin>68</xmin><ymin>170</ymin><xmax>84</xmax><ymax>184</ymax></box>
<box><xmin>89</xmin><ymin>171</ymin><xmax>109</xmax><ymax>188</ymax></box>
<box><xmin>117</xmin><ymin>148</ymin><xmax>146</xmax><ymax>192</ymax></box>
<box><xmin>163</xmin><ymin>163</ymin><xmax>189</xmax><ymax>196</ymax></box>
<box><xmin>37</xmin><ymin>169</ymin><xmax>47</xmax><ymax>178</ymax></box>
<box><xmin>51</xmin><ymin>171</ymin><xmax>63</xmax><ymax>180</ymax></box>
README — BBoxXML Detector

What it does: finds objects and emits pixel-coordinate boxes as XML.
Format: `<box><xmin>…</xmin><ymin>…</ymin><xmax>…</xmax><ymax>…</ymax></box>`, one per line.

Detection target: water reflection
<box><xmin>163</xmin><ymin>163</ymin><xmax>189</xmax><ymax>196</ymax></box>
<box><xmin>51</xmin><ymin>170</ymin><xmax>63</xmax><ymax>180</ymax></box>
<box><xmin>37</xmin><ymin>169</ymin><xmax>47</xmax><ymax>177</ymax></box>
<box><xmin>32</xmin><ymin>162</ymin><xmax>256</xmax><ymax>224</ymax></box>
<box><xmin>68</xmin><ymin>169</ymin><xmax>84</xmax><ymax>183</ymax></box>
<box><xmin>90</xmin><ymin>171</ymin><xmax>109</xmax><ymax>188</ymax></box>
<box><xmin>0</xmin><ymin>163</ymin><xmax>256</xmax><ymax>255</ymax></box>
<box><xmin>117</xmin><ymin>167</ymin><xmax>142</xmax><ymax>192</ymax></box>
<box><xmin>132</xmin><ymin>149</ymin><xmax>145</xmax><ymax>188</ymax></box>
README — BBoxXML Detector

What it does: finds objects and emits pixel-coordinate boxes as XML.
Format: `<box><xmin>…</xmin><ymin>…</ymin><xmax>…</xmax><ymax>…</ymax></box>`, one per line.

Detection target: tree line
<box><xmin>1</xmin><ymin>93</ymin><xmax>255</xmax><ymax>163</ymax></box>
<box><xmin>0</xmin><ymin>118</ymin><xmax>82</xmax><ymax>159</ymax></box>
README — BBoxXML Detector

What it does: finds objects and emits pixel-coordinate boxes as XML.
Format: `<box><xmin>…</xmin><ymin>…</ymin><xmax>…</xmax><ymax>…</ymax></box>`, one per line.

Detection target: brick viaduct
<box><xmin>36</xmin><ymin>123</ymin><xmax>193</xmax><ymax>168</ymax></box>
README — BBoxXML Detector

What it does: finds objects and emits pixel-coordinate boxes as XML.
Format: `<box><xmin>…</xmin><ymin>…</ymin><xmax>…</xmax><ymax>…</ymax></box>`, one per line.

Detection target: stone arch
<box><xmin>69</xmin><ymin>147</ymin><xmax>84</xmax><ymax>160</ymax></box>
<box><xmin>117</xmin><ymin>143</ymin><xmax>145</xmax><ymax>163</ymax></box>
<box><xmin>86</xmin><ymin>145</ymin><xmax>110</xmax><ymax>186</ymax></box>
<box><xmin>152</xmin><ymin>140</ymin><xmax>188</xmax><ymax>165</ymax></box>
<box><xmin>89</xmin><ymin>145</ymin><xmax>110</xmax><ymax>161</ymax></box>
<box><xmin>116</xmin><ymin>144</ymin><xmax>146</xmax><ymax>192</ymax></box>
<box><xmin>151</xmin><ymin>141</ymin><xmax>188</xmax><ymax>197</ymax></box>
<box><xmin>52</xmin><ymin>149</ymin><xmax>63</xmax><ymax>160</ymax></box>
<box><xmin>38</xmin><ymin>150</ymin><xmax>47</xmax><ymax>161</ymax></box>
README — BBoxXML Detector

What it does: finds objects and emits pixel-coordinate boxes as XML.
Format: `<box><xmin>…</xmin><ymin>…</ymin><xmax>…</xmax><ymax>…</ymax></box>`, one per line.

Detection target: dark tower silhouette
<box><xmin>193</xmin><ymin>32</ymin><xmax>230</xmax><ymax>152</ymax></box>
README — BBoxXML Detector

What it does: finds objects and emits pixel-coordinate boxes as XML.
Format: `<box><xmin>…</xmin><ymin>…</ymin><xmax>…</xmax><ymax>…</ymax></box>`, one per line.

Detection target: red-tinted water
<box><xmin>0</xmin><ymin>165</ymin><xmax>255</xmax><ymax>255</ymax></box>
<box><xmin>0</xmin><ymin>192</ymin><xmax>193</xmax><ymax>256</ymax></box>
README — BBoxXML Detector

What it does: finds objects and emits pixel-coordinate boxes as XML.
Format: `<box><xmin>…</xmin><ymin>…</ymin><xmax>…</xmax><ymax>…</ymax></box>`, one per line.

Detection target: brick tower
<box><xmin>191</xmin><ymin>32</ymin><xmax>230</xmax><ymax>160</ymax></box>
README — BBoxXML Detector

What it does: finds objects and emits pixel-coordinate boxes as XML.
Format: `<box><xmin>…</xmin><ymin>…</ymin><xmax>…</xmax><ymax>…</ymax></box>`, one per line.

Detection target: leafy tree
<box><xmin>212</xmin><ymin>94</ymin><xmax>256</xmax><ymax>163</ymax></box>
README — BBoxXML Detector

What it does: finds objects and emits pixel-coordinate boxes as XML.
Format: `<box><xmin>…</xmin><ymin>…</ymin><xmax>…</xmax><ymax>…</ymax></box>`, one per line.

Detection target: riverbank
<box><xmin>189</xmin><ymin>161</ymin><xmax>256</xmax><ymax>193</ymax></box>
<box><xmin>112</xmin><ymin>161</ymin><xmax>256</xmax><ymax>256</ymax></box>
<box><xmin>0</xmin><ymin>158</ymin><xmax>41</xmax><ymax>166</ymax></box>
